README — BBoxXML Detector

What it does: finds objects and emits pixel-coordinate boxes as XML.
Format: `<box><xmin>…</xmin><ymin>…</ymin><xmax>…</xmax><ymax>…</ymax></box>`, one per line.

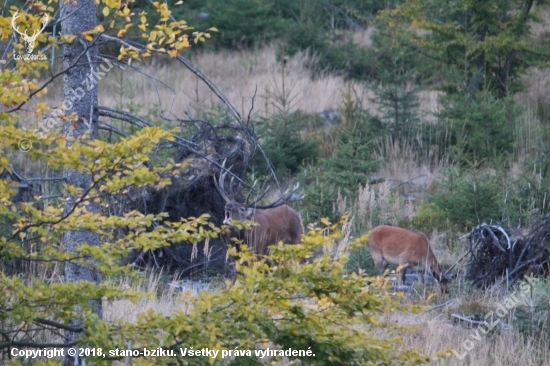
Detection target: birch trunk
<box><xmin>61</xmin><ymin>0</ymin><xmax>101</xmax><ymax>358</ymax></box>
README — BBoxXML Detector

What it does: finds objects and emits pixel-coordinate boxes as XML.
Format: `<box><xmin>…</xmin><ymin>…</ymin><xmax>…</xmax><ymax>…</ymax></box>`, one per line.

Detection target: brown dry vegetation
<box><xmin>19</xmin><ymin>22</ymin><xmax>550</xmax><ymax>364</ymax></box>
<box><xmin>95</xmin><ymin>42</ymin><xmax>550</xmax><ymax>364</ymax></box>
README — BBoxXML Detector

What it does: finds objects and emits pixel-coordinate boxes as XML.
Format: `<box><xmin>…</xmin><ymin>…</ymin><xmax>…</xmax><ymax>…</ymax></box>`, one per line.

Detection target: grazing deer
<box><xmin>214</xmin><ymin>167</ymin><xmax>303</xmax><ymax>256</ymax></box>
<box><xmin>367</xmin><ymin>225</ymin><xmax>449</xmax><ymax>293</ymax></box>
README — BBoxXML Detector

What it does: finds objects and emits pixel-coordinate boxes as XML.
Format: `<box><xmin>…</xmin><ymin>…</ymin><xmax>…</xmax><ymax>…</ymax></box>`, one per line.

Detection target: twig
<box><xmin>451</xmin><ymin>313</ymin><xmax>486</xmax><ymax>325</ymax></box>
<box><xmin>98</xmin><ymin>122</ymin><xmax>129</xmax><ymax>138</ymax></box>
<box><xmin>97</xmin><ymin>106</ymin><xmax>253</xmax><ymax>188</ymax></box>
<box><xmin>26</xmin><ymin>176</ymin><xmax>65</xmax><ymax>182</ymax></box>
<box><xmin>444</xmin><ymin>251</ymin><xmax>470</xmax><ymax>276</ymax></box>
<box><xmin>483</xmin><ymin>225</ymin><xmax>506</xmax><ymax>252</ymax></box>
<box><xmin>411</xmin><ymin>298</ymin><xmax>456</xmax><ymax>321</ymax></box>
<box><xmin>386</xmin><ymin>174</ymin><xmax>428</xmax><ymax>190</ymax></box>
<box><xmin>98</xmin><ymin>33</ymin><xmax>281</xmax><ymax>185</ymax></box>
<box><xmin>7</xmin><ymin>31</ymin><xmax>101</xmax><ymax>114</ymax></box>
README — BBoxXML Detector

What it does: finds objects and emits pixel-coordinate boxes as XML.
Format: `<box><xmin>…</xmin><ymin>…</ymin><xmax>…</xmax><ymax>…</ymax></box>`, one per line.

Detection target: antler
<box><xmin>213</xmin><ymin>160</ymin><xmax>234</xmax><ymax>203</ymax></box>
<box><xmin>247</xmin><ymin>183</ymin><xmax>304</xmax><ymax>209</ymax></box>
<box><xmin>244</xmin><ymin>182</ymin><xmax>270</xmax><ymax>206</ymax></box>
<box><xmin>214</xmin><ymin>160</ymin><xmax>304</xmax><ymax>208</ymax></box>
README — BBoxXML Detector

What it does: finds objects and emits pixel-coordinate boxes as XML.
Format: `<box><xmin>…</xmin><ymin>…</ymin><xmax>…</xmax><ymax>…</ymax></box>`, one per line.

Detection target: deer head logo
<box><xmin>11</xmin><ymin>11</ymin><xmax>49</xmax><ymax>54</ymax></box>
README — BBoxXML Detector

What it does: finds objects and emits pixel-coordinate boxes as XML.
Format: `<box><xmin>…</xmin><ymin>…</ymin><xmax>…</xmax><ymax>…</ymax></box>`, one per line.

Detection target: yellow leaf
<box><xmin>61</xmin><ymin>34</ymin><xmax>76</xmax><ymax>43</ymax></box>
<box><xmin>175</xmin><ymin>40</ymin><xmax>189</xmax><ymax>49</ymax></box>
<box><xmin>396</xmin><ymin>263</ymin><xmax>409</xmax><ymax>275</ymax></box>
<box><xmin>102</xmin><ymin>6</ymin><xmax>110</xmax><ymax>17</ymax></box>
<box><xmin>122</xmin><ymin>6</ymin><xmax>130</xmax><ymax>15</ymax></box>
<box><xmin>168</xmin><ymin>49</ymin><xmax>177</xmax><ymax>57</ymax></box>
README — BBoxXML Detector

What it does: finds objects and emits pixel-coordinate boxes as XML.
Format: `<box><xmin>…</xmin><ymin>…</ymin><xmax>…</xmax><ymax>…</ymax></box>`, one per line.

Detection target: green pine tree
<box><xmin>372</xmin><ymin>68</ymin><xmax>421</xmax><ymax>141</ymax></box>
<box><xmin>327</xmin><ymin>130</ymin><xmax>380</xmax><ymax>196</ymax></box>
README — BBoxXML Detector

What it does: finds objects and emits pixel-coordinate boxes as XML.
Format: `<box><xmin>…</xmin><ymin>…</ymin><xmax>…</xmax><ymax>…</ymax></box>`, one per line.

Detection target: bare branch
<box><xmin>98</xmin><ymin>33</ymin><xmax>280</xmax><ymax>186</ymax></box>
<box><xmin>7</xmin><ymin>35</ymin><xmax>101</xmax><ymax>114</ymax></box>
<box><xmin>35</xmin><ymin>318</ymin><xmax>84</xmax><ymax>333</ymax></box>
<box><xmin>98</xmin><ymin>121</ymin><xmax>129</xmax><ymax>138</ymax></box>
<box><xmin>0</xmin><ymin>340</ymin><xmax>78</xmax><ymax>349</ymax></box>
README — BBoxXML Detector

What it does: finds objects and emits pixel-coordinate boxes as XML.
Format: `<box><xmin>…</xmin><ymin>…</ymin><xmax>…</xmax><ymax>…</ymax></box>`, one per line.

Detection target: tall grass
<box><xmin>96</xmin><ymin>47</ymin><xmax>376</xmax><ymax>120</ymax></box>
<box><xmin>10</xmin><ymin>26</ymin><xmax>550</xmax><ymax>365</ymax></box>
<box><xmin>100</xmin><ymin>268</ymin><xmax>550</xmax><ymax>366</ymax></box>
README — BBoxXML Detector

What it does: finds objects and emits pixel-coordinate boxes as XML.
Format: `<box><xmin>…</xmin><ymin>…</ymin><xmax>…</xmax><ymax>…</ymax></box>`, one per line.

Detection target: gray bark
<box><xmin>60</xmin><ymin>0</ymin><xmax>101</xmax><ymax>360</ymax></box>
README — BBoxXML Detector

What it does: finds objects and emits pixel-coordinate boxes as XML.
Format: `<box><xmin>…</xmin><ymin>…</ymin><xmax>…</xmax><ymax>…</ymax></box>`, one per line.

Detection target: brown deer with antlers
<box><xmin>367</xmin><ymin>225</ymin><xmax>450</xmax><ymax>293</ymax></box>
<box><xmin>214</xmin><ymin>167</ymin><xmax>303</xmax><ymax>256</ymax></box>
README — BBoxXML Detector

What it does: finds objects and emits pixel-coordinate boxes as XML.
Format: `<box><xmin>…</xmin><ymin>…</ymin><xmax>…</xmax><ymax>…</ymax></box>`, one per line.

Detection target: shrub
<box><xmin>439</xmin><ymin>94</ymin><xmax>521</xmax><ymax>160</ymax></box>
<box><xmin>514</xmin><ymin>279</ymin><xmax>550</xmax><ymax>341</ymax></box>
<box><xmin>429</xmin><ymin>167</ymin><xmax>502</xmax><ymax>230</ymax></box>
<box><xmin>252</xmin><ymin>110</ymin><xmax>320</xmax><ymax>178</ymax></box>
<box><xmin>196</xmin><ymin>0</ymin><xmax>283</xmax><ymax>49</ymax></box>
<box><xmin>324</xmin><ymin>99</ymin><xmax>382</xmax><ymax>197</ymax></box>
<box><xmin>296</xmin><ymin>164</ymin><xmax>340</xmax><ymax>223</ymax></box>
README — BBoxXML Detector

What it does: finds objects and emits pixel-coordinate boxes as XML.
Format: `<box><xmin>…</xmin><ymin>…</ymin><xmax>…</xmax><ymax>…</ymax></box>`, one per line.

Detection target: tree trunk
<box><xmin>61</xmin><ymin>0</ymin><xmax>101</xmax><ymax>361</ymax></box>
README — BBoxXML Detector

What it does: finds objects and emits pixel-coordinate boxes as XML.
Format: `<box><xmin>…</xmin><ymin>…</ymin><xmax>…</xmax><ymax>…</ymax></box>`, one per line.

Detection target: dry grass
<box><xmin>395</xmin><ymin>312</ymin><xmax>548</xmax><ymax>366</ymax></box>
<box><xmin>101</xmin><ymin>270</ymin><xmax>550</xmax><ymax>366</ymax></box>
<box><xmin>103</xmin><ymin>271</ymin><xmax>213</xmax><ymax>322</ymax></box>
<box><xmin>24</xmin><ymin>44</ymin><xmax>446</xmax><ymax>202</ymax></box>
<box><xmin>16</xmin><ymin>22</ymin><xmax>550</xmax><ymax>364</ymax></box>
<box><xmin>376</xmin><ymin>279</ymin><xmax>550</xmax><ymax>366</ymax></box>
<box><xmin>95</xmin><ymin>46</ymin><xmax>378</xmax><ymax>120</ymax></box>
<box><xmin>374</xmin><ymin>135</ymin><xmax>444</xmax><ymax>188</ymax></box>
<box><xmin>34</xmin><ymin>45</ymin><xmax>440</xmax><ymax>128</ymax></box>
<box><xmin>515</xmin><ymin>68</ymin><xmax>550</xmax><ymax>157</ymax></box>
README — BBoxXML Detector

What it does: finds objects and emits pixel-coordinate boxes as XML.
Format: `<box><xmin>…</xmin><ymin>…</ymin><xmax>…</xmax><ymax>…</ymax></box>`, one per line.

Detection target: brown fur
<box><xmin>367</xmin><ymin>225</ymin><xmax>449</xmax><ymax>293</ymax></box>
<box><xmin>225</xmin><ymin>203</ymin><xmax>302</xmax><ymax>255</ymax></box>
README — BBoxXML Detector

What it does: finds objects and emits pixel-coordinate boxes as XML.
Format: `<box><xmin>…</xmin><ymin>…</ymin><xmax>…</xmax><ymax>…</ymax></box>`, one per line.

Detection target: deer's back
<box><xmin>248</xmin><ymin>205</ymin><xmax>302</xmax><ymax>254</ymax></box>
<box><xmin>368</xmin><ymin>225</ymin><xmax>431</xmax><ymax>265</ymax></box>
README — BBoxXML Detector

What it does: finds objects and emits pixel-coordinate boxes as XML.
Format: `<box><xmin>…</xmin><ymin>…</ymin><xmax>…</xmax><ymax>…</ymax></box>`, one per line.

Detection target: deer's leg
<box><xmin>417</xmin><ymin>269</ymin><xmax>425</xmax><ymax>285</ymax></box>
<box><xmin>370</xmin><ymin>251</ymin><xmax>387</xmax><ymax>276</ymax></box>
<box><xmin>397</xmin><ymin>265</ymin><xmax>408</xmax><ymax>286</ymax></box>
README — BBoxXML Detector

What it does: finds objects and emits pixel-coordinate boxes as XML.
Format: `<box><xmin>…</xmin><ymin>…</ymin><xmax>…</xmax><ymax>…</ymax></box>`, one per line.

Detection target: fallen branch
<box><xmin>410</xmin><ymin>298</ymin><xmax>456</xmax><ymax>321</ymax></box>
<box><xmin>451</xmin><ymin>313</ymin><xmax>486</xmax><ymax>325</ymax></box>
